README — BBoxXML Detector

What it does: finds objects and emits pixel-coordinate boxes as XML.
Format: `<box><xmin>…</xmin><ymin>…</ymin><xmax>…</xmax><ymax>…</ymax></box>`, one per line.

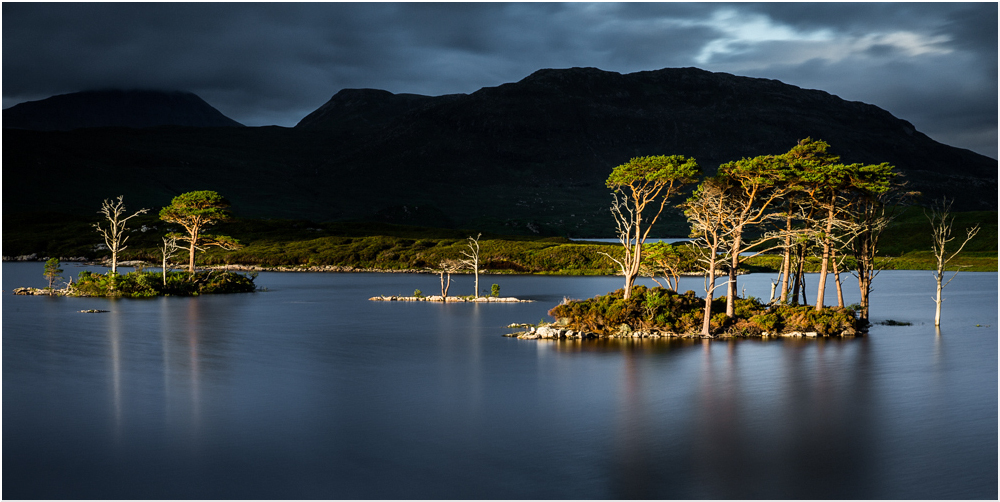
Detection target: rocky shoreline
<box><xmin>12</xmin><ymin>287</ymin><xmax>69</xmax><ymax>296</ymax></box>
<box><xmin>506</xmin><ymin>323</ymin><xmax>860</xmax><ymax>340</ymax></box>
<box><xmin>370</xmin><ymin>295</ymin><xmax>532</xmax><ymax>303</ymax></box>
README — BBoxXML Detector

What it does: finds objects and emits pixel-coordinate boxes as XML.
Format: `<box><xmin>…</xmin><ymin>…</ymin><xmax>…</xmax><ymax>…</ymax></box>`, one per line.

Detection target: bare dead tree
<box><xmin>599</xmin><ymin>192</ymin><xmax>638</xmax><ymax>289</ymax></box>
<box><xmin>459</xmin><ymin>233</ymin><xmax>482</xmax><ymax>298</ymax></box>
<box><xmin>438</xmin><ymin>259</ymin><xmax>462</xmax><ymax>302</ymax></box>
<box><xmin>94</xmin><ymin>195</ymin><xmax>148</xmax><ymax>274</ymax></box>
<box><xmin>926</xmin><ymin>198</ymin><xmax>980</xmax><ymax>327</ymax></box>
<box><xmin>157</xmin><ymin>234</ymin><xmax>186</xmax><ymax>287</ymax></box>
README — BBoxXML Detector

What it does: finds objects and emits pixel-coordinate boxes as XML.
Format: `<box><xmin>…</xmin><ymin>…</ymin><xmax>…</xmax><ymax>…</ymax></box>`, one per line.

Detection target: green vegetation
<box><xmin>548</xmin><ymin>286</ymin><xmax>860</xmax><ymax>337</ymax></box>
<box><xmin>3</xmin><ymin>210</ymin><xmax>994</xmax><ymax>274</ymax></box>
<box><xmin>70</xmin><ymin>270</ymin><xmax>256</xmax><ymax>298</ymax></box>
<box><xmin>43</xmin><ymin>258</ymin><xmax>63</xmax><ymax>289</ymax></box>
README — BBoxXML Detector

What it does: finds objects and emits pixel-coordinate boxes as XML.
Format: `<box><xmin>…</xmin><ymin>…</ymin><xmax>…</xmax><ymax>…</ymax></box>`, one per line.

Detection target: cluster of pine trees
<box><xmin>604</xmin><ymin>138</ymin><xmax>905</xmax><ymax>336</ymax></box>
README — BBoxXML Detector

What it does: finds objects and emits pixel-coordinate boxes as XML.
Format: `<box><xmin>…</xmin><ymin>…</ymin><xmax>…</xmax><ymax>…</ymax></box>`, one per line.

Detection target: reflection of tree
<box><xmin>109</xmin><ymin>302</ymin><xmax>123</xmax><ymax>443</ymax></box>
<box><xmin>610</xmin><ymin>348</ymin><xmax>653</xmax><ymax>498</ymax></box>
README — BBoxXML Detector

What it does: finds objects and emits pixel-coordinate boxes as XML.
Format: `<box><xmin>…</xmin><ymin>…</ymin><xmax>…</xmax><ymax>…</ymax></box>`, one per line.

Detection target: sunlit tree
<box><xmin>94</xmin><ymin>195</ymin><xmax>148</xmax><ymax>274</ymax></box>
<box><xmin>604</xmin><ymin>155</ymin><xmax>699</xmax><ymax>299</ymax></box>
<box><xmin>158</xmin><ymin>191</ymin><xmax>240</xmax><ymax>273</ymax></box>
<box><xmin>925</xmin><ymin>198</ymin><xmax>980</xmax><ymax>327</ymax></box>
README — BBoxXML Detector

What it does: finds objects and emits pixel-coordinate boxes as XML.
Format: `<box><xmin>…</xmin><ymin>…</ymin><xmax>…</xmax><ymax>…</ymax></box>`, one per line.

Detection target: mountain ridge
<box><xmin>3</xmin><ymin>67</ymin><xmax>995</xmax><ymax>237</ymax></box>
<box><xmin>3</xmin><ymin>89</ymin><xmax>243</xmax><ymax>130</ymax></box>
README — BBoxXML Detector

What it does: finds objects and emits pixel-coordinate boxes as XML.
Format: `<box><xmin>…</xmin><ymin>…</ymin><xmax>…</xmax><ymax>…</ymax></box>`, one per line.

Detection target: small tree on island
<box><xmin>158</xmin><ymin>191</ymin><xmax>241</xmax><ymax>274</ymax></box>
<box><xmin>44</xmin><ymin>258</ymin><xmax>63</xmax><ymax>289</ymax></box>
<box><xmin>925</xmin><ymin>198</ymin><xmax>980</xmax><ymax>327</ymax></box>
<box><xmin>603</xmin><ymin>155</ymin><xmax>700</xmax><ymax>300</ymax></box>
<box><xmin>94</xmin><ymin>195</ymin><xmax>149</xmax><ymax>274</ymax></box>
<box><xmin>640</xmin><ymin>241</ymin><xmax>686</xmax><ymax>292</ymax></box>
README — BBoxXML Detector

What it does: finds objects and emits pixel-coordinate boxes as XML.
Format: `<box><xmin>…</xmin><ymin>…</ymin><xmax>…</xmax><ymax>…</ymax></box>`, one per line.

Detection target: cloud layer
<box><xmin>3</xmin><ymin>2</ymin><xmax>996</xmax><ymax>158</ymax></box>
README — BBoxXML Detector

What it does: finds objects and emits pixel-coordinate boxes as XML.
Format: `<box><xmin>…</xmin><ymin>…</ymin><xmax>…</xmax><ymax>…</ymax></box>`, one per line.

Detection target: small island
<box><xmin>15</xmin><ymin>269</ymin><xmax>257</xmax><ymax>298</ymax></box>
<box><xmin>508</xmin><ymin>285</ymin><xmax>860</xmax><ymax>340</ymax></box>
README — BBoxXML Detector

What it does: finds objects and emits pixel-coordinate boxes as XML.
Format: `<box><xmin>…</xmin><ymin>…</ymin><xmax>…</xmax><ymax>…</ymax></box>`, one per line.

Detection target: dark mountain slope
<box><xmin>300</xmin><ymin>67</ymin><xmax>995</xmax><ymax>207</ymax></box>
<box><xmin>3</xmin><ymin>67</ymin><xmax>995</xmax><ymax>238</ymax></box>
<box><xmin>3</xmin><ymin>89</ymin><xmax>243</xmax><ymax>130</ymax></box>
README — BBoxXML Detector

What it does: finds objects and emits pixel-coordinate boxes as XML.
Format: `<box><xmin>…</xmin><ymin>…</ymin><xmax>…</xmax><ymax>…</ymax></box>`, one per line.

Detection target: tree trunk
<box><xmin>726</xmin><ymin>229</ymin><xmax>742</xmax><ymax>317</ymax></box>
<box><xmin>624</xmin><ymin>272</ymin><xmax>637</xmax><ymax>298</ymax></box>
<box><xmin>702</xmin><ymin>254</ymin><xmax>717</xmax><ymax>337</ymax></box>
<box><xmin>188</xmin><ymin>240</ymin><xmax>197</xmax><ymax>274</ymax></box>
<box><xmin>934</xmin><ymin>255</ymin><xmax>945</xmax><ymax>326</ymax></box>
<box><xmin>779</xmin><ymin>213</ymin><xmax>793</xmax><ymax>304</ymax></box>
<box><xmin>111</xmin><ymin>246</ymin><xmax>118</xmax><ymax>274</ymax></box>
<box><xmin>473</xmin><ymin>266</ymin><xmax>479</xmax><ymax>299</ymax></box>
<box><xmin>791</xmin><ymin>244</ymin><xmax>803</xmax><ymax>305</ymax></box>
<box><xmin>832</xmin><ymin>248</ymin><xmax>844</xmax><ymax>308</ymax></box>
<box><xmin>814</xmin><ymin>201</ymin><xmax>835</xmax><ymax>310</ymax></box>
<box><xmin>623</xmin><ymin>231</ymin><xmax>642</xmax><ymax>300</ymax></box>
<box><xmin>187</xmin><ymin>226</ymin><xmax>200</xmax><ymax>274</ymax></box>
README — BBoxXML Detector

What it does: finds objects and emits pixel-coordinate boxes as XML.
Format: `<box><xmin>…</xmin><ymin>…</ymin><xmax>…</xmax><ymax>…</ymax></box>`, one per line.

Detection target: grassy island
<box><xmin>68</xmin><ymin>270</ymin><xmax>257</xmax><ymax>298</ymax></box>
<box><xmin>548</xmin><ymin>286</ymin><xmax>861</xmax><ymax>338</ymax></box>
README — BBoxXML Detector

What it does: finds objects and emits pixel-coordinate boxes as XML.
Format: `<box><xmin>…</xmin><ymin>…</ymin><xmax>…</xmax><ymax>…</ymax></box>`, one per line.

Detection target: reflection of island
<box><xmin>553</xmin><ymin>337</ymin><xmax>878</xmax><ymax>497</ymax></box>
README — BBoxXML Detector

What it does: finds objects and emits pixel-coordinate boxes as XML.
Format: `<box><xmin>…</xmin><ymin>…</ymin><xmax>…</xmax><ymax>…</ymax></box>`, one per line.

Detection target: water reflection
<box><xmin>109</xmin><ymin>299</ymin><xmax>122</xmax><ymax>443</ymax></box>
<box><xmin>3</xmin><ymin>265</ymin><xmax>995</xmax><ymax>499</ymax></box>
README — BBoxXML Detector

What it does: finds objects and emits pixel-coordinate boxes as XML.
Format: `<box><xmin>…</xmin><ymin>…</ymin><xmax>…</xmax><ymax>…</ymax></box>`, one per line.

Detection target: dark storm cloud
<box><xmin>3</xmin><ymin>2</ymin><xmax>996</xmax><ymax>157</ymax></box>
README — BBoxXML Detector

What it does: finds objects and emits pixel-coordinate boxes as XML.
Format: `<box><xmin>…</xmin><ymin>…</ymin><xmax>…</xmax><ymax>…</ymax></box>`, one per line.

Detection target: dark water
<box><xmin>3</xmin><ymin>263</ymin><xmax>997</xmax><ymax>499</ymax></box>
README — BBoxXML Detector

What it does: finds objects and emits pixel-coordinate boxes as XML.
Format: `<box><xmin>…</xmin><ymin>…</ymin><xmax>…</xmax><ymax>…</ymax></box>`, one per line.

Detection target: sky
<box><xmin>3</xmin><ymin>2</ymin><xmax>997</xmax><ymax>158</ymax></box>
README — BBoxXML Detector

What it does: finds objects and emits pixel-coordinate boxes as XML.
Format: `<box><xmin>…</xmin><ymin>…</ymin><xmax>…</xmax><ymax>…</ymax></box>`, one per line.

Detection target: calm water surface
<box><xmin>3</xmin><ymin>263</ymin><xmax>997</xmax><ymax>499</ymax></box>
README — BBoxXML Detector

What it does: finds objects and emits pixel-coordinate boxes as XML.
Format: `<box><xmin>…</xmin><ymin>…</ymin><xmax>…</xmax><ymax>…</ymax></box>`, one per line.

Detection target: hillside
<box><xmin>3</xmin><ymin>67</ymin><xmax>995</xmax><ymax>238</ymax></box>
<box><xmin>2</xmin><ymin>89</ymin><xmax>243</xmax><ymax>130</ymax></box>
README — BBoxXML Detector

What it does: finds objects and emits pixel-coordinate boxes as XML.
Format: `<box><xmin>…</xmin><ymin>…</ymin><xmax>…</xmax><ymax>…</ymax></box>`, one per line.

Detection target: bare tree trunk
<box><xmin>832</xmin><ymin>247</ymin><xmax>844</xmax><ymax>308</ymax></box>
<box><xmin>726</xmin><ymin>229</ymin><xmax>742</xmax><ymax>317</ymax></box>
<box><xmin>934</xmin><ymin>272</ymin><xmax>943</xmax><ymax>327</ymax></box>
<box><xmin>815</xmin><ymin>201</ymin><xmax>835</xmax><ymax>310</ymax></box>
<box><xmin>624</xmin><ymin>271</ymin><xmax>637</xmax><ymax>296</ymax></box>
<box><xmin>779</xmin><ymin>213</ymin><xmax>793</xmax><ymax>304</ymax></box>
<box><xmin>188</xmin><ymin>239</ymin><xmax>197</xmax><ymax>274</ymax></box>
<box><xmin>702</xmin><ymin>255</ymin><xmax>717</xmax><ymax>337</ymax></box>
<box><xmin>623</xmin><ymin>226</ymin><xmax>642</xmax><ymax>299</ymax></box>
<box><xmin>791</xmin><ymin>244</ymin><xmax>803</xmax><ymax>305</ymax></box>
